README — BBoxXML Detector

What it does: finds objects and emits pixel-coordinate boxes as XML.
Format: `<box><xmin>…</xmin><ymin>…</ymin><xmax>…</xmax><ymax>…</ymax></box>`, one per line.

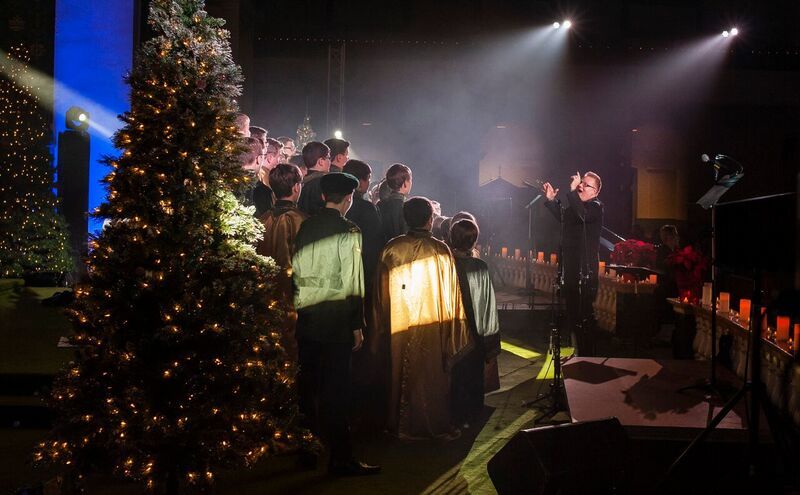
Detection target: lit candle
<box><xmin>501</xmin><ymin>247</ymin><xmax>508</xmax><ymax>257</ymax></box>
<box><xmin>794</xmin><ymin>324</ymin><xmax>800</xmax><ymax>353</ymax></box>
<box><xmin>776</xmin><ymin>316</ymin><xmax>791</xmax><ymax>342</ymax></box>
<box><xmin>701</xmin><ymin>283</ymin><xmax>712</xmax><ymax>306</ymax></box>
<box><xmin>739</xmin><ymin>299</ymin><xmax>751</xmax><ymax>326</ymax></box>
<box><xmin>514</xmin><ymin>248</ymin><xmax>521</xmax><ymax>260</ymax></box>
<box><xmin>537</xmin><ymin>251</ymin><xmax>545</xmax><ymax>263</ymax></box>
<box><xmin>598</xmin><ymin>261</ymin><xmax>606</xmax><ymax>275</ymax></box>
<box><xmin>648</xmin><ymin>274</ymin><xmax>657</xmax><ymax>284</ymax></box>
<box><xmin>719</xmin><ymin>292</ymin><xmax>730</xmax><ymax>313</ymax></box>
<box><xmin>529</xmin><ymin>250</ymin><xmax>534</xmax><ymax>260</ymax></box>
<box><xmin>550</xmin><ymin>253</ymin><xmax>558</xmax><ymax>265</ymax></box>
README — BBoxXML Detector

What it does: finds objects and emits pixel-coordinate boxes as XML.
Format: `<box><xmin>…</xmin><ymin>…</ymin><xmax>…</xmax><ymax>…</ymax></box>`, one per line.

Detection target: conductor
<box><xmin>542</xmin><ymin>171</ymin><xmax>604</xmax><ymax>356</ymax></box>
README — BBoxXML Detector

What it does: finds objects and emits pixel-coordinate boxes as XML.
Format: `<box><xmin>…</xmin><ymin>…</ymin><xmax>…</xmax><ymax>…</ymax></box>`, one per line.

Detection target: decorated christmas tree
<box><xmin>36</xmin><ymin>1</ymin><xmax>306</xmax><ymax>491</ymax></box>
<box><xmin>0</xmin><ymin>45</ymin><xmax>73</xmax><ymax>278</ymax></box>
<box><xmin>295</xmin><ymin>114</ymin><xmax>316</xmax><ymax>149</ymax></box>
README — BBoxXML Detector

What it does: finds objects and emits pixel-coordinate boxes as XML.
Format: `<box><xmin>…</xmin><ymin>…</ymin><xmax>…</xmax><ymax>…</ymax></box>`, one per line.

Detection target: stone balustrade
<box><xmin>669</xmin><ymin>299</ymin><xmax>800</xmax><ymax>426</ymax></box>
<box><xmin>593</xmin><ymin>274</ymin><xmax>658</xmax><ymax>333</ymax></box>
<box><xmin>485</xmin><ymin>255</ymin><xmax>659</xmax><ymax>334</ymax></box>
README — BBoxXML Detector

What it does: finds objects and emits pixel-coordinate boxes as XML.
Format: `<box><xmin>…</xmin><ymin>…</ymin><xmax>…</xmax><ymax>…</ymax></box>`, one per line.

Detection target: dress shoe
<box><xmin>328</xmin><ymin>459</ymin><xmax>381</xmax><ymax>476</ymax></box>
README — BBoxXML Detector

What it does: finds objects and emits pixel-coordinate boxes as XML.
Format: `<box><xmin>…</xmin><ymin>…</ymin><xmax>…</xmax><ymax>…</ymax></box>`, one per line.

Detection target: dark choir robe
<box><xmin>451</xmin><ymin>251</ymin><xmax>501</xmax><ymax>424</ymax></box>
<box><xmin>346</xmin><ymin>193</ymin><xmax>385</xmax><ymax>389</ymax></box>
<box><xmin>346</xmin><ymin>193</ymin><xmax>384</xmax><ymax>293</ymax></box>
<box><xmin>253</xmin><ymin>181</ymin><xmax>274</xmax><ymax>218</ymax></box>
<box><xmin>377</xmin><ymin>191</ymin><xmax>407</xmax><ymax>242</ymax></box>
<box><xmin>297</xmin><ymin>170</ymin><xmax>326</xmax><ymax>215</ymax></box>
<box><xmin>372</xmin><ymin>229</ymin><xmax>473</xmax><ymax>440</ymax></box>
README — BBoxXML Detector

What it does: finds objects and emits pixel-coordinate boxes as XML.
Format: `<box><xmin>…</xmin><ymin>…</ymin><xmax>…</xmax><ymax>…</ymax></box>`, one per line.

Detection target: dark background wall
<box><xmin>43</xmin><ymin>0</ymin><xmax>800</xmax><ymax>266</ymax></box>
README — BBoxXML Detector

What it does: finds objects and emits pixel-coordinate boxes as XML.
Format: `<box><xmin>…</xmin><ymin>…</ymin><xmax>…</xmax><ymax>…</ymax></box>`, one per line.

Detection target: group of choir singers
<box><xmin>236</xmin><ymin>119</ymin><xmax>500</xmax><ymax>476</ymax></box>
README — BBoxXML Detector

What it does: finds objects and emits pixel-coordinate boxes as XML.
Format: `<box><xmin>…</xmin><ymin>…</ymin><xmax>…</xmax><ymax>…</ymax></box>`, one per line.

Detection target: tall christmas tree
<box><xmin>36</xmin><ymin>1</ymin><xmax>306</xmax><ymax>491</ymax></box>
<box><xmin>0</xmin><ymin>45</ymin><xmax>73</xmax><ymax>278</ymax></box>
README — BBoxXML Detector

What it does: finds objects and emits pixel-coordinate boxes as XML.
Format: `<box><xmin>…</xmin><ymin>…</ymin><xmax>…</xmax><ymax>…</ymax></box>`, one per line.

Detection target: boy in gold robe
<box><xmin>372</xmin><ymin>197</ymin><xmax>473</xmax><ymax>440</ymax></box>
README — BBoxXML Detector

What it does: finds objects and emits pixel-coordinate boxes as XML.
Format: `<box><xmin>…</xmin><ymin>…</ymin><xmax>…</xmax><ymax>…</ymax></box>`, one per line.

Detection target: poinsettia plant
<box><xmin>665</xmin><ymin>245</ymin><xmax>708</xmax><ymax>291</ymax></box>
<box><xmin>610</xmin><ymin>239</ymin><xmax>657</xmax><ymax>267</ymax></box>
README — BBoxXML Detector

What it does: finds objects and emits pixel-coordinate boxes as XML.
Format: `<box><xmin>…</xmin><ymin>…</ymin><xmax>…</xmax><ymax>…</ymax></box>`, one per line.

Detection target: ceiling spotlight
<box><xmin>730</xmin><ymin>27</ymin><xmax>739</xmax><ymax>36</ymax></box>
<box><xmin>333</xmin><ymin>129</ymin><xmax>343</xmax><ymax>139</ymax></box>
<box><xmin>553</xmin><ymin>21</ymin><xmax>560</xmax><ymax>29</ymax></box>
<box><xmin>722</xmin><ymin>30</ymin><xmax>730</xmax><ymax>38</ymax></box>
<box><xmin>563</xmin><ymin>20</ymin><xmax>572</xmax><ymax>29</ymax></box>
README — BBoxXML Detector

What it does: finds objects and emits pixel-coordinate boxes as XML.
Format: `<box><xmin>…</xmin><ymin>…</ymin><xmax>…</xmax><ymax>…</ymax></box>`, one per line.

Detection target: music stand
<box><xmin>661</xmin><ymin>191</ymin><xmax>797</xmax><ymax>489</ymax></box>
<box><xmin>679</xmin><ymin>170</ymin><xmax>742</xmax><ymax>397</ymax></box>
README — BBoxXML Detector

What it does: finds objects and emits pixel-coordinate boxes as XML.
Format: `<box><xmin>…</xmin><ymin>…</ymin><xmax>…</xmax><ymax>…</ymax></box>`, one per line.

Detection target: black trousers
<box><xmin>563</xmin><ymin>279</ymin><xmax>598</xmax><ymax>357</ymax></box>
<box><xmin>297</xmin><ymin>339</ymin><xmax>353</xmax><ymax>464</ymax></box>
<box><xmin>450</xmin><ymin>345</ymin><xmax>485</xmax><ymax>424</ymax></box>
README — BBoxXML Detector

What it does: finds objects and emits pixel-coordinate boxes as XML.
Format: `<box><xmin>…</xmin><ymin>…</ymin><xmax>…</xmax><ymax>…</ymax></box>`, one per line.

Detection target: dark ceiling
<box><xmin>247</xmin><ymin>0</ymin><xmax>799</xmax><ymax>49</ymax></box>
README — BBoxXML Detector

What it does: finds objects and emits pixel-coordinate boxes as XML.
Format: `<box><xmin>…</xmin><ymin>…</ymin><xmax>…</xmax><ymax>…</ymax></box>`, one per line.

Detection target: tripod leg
<box><xmin>661</xmin><ymin>385</ymin><xmax>748</xmax><ymax>484</ymax></box>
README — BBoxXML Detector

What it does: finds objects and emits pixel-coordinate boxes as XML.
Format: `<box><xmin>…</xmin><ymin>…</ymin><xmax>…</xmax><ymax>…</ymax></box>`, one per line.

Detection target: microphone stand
<box><xmin>523</xmin><ymin>195</ymin><xmax>566</xmax><ymax>417</ymax></box>
<box><xmin>525</xmin><ymin>193</ymin><xmax>543</xmax><ymax>256</ymax></box>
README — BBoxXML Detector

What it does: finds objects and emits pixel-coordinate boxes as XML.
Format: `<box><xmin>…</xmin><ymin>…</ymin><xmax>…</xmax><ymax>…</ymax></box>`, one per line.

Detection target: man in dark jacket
<box><xmin>342</xmin><ymin>160</ymin><xmax>385</xmax><ymax>411</ymax></box>
<box><xmin>253</xmin><ymin>137</ymin><xmax>283</xmax><ymax>217</ymax></box>
<box><xmin>377</xmin><ymin>163</ymin><xmax>412</xmax><ymax>242</ymax></box>
<box><xmin>342</xmin><ymin>159</ymin><xmax>384</xmax><ymax>291</ymax></box>
<box><xmin>543</xmin><ymin>171</ymin><xmax>603</xmax><ymax>356</ymax></box>
<box><xmin>297</xmin><ymin>141</ymin><xmax>331</xmax><ymax>215</ymax></box>
<box><xmin>292</xmin><ymin>172</ymin><xmax>380</xmax><ymax>476</ymax></box>
<box><xmin>324</xmin><ymin>137</ymin><xmax>350</xmax><ymax>173</ymax></box>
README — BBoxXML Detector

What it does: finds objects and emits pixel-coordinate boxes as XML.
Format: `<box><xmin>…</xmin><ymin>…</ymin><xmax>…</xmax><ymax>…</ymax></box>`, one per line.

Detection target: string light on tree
<box><xmin>0</xmin><ymin>45</ymin><xmax>73</xmax><ymax>278</ymax></box>
<box><xmin>37</xmin><ymin>1</ymin><xmax>310</xmax><ymax>492</ymax></box>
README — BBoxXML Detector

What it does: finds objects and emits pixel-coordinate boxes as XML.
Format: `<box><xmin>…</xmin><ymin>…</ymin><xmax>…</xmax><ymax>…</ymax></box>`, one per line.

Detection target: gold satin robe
<box><xmin>257</xmin><ymin>201</ymin><xmax>308</xmax><ymax>361</ymax></box>
<box><xmin>372</xmin><ymin>229</ymin><xmax>473</xmax><ymax>440</ymax></box>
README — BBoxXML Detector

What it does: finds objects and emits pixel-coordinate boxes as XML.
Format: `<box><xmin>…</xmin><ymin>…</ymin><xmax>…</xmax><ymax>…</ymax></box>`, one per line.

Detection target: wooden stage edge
<box><xmin>562</xmin><ymin>357</ymin><xmax>771</xmax><ymax>443</ymax></box>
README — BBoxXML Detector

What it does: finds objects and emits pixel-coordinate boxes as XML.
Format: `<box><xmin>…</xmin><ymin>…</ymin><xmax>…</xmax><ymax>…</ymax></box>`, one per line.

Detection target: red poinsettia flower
<box><xmin>666</xmin><ymin>245</ymin><xmax>709</xmax><ymax>289</ymax></box>
<box><xmin>611</xmin><ymin>239</ymin><xmax>657</xmax><ymax>267</ymax></box>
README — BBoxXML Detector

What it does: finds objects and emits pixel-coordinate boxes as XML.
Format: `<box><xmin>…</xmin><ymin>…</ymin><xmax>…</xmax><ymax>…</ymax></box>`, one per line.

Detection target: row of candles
<box><xmin>490</xmin><ymin>248</ymin><xmax>659</xmax><ymax>284</ymax></box>
<box><xmin>494</xmin><ymin>247</ymin><xmax>559</xmax><ymax>265</ymax></box>
<box><xmin>700</xmin><ymin>283</ymin><xmax>800</xmax><ymax>352</ymax></box>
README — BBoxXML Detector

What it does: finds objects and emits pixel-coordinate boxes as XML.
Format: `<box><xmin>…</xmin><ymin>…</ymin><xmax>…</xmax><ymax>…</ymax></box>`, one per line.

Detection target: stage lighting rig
<box><xmin>722</xmin><ymin>27</ymin><xmax>739</xmax><ymax>38</ymax></box>
<box><xmin>66</xmin><ymin>106</ymin><xmax>89</xmax><ymax>132</ymax></box>
<box><xmin>562</xmin><ymin>20</ymin><xmax>572</xmax><ymax>29</ymax></box>
<box><xmin>334</xmin><ymin>129</ymin><xmax>343</xmax><ymax>139</ymax></box>
<box><xmin>553</xmin><ymin>21</ymin><xmax>560</xmax><ymax>28</ymax></box>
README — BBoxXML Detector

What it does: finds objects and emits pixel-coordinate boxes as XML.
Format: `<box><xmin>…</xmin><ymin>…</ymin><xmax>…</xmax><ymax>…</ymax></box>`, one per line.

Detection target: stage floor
<box><xmin>562</xmin><ymin>357</ymin><xmax>769</xmax><ymax>442</ymax></box>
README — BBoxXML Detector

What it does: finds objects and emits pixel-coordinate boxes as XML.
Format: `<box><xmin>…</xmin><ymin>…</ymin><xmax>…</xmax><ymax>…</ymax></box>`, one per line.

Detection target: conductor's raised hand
<box><xmin>543</xmin><ymin>182</ymin><xmax>559</xmax><ymax>201</ymax></box>
<box><xmin>569</xmin><ymin>171</ymin><xmax>581</xmax><ymax>192</ymax></box>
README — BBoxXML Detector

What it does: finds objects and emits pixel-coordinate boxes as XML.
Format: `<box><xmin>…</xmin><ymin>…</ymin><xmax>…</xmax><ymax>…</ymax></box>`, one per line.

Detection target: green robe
<box><xmin>451</xmin><ymin>251</ymin><xmax>501</xmax><ymax>420</ymax></box>
<box><xmin>292</xmin><ymin>208</ymin><xmax>365</xmax><ymax>344</ymax></box>
<box><xmin>453</xmin><ymin>252</ymin><xmax>500</xmax><ymax>356</ymax></box>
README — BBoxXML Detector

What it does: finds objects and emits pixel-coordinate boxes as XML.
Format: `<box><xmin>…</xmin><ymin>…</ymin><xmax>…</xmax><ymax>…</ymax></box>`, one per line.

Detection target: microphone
<box><xmin>701</xmin><ymin>153</ymin><xmax>744</xmax><ymax>181</ymax></box>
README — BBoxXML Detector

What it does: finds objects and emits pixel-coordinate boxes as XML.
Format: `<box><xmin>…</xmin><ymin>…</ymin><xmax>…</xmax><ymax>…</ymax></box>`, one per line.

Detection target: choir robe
<box><xmin>372</xmin><ymin>229</ymin><xmax>473</xmax><ymax>440</ymax></box>
<box><xmin>451</xmin><ymin>251</ymin><xmax>501</xmax><ymax>422</ymax></box>
<box><xmin>256</xmin><ymin>200</ymin><xmax>308</xmax><ymax>361</ymax></box>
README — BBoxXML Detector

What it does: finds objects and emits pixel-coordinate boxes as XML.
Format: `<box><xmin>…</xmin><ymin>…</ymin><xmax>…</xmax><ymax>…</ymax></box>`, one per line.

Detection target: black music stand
<box><xmin>679</xmin><ymin>169</ymin><xmax>742</xmax><ymax>398</ymax></box>
<box><xmin>661</xmin><ymin>191</ymin><xmax>797</xmax><ymax>490</ymax></box>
